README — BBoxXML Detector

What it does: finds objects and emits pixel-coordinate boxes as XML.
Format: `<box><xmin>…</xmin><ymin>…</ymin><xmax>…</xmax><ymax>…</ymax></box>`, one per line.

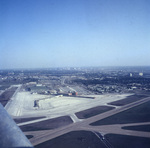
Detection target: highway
<box><xmin>24</xmin><ymin>96</ymin><xmax>150</xmax><ymax>146</ymax></box>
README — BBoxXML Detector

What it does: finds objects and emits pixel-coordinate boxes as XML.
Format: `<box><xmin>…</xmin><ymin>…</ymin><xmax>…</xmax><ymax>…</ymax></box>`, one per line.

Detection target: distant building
<box><xmin>139</xmin><ymin>73</ymin><xmax>143</xmax><ymax>76</ymax></box>
<box><xmin>28</xmin><ymin>82</ymin><xmax>37</xmax><ymax>85</ymax></box>
<box><xmin>68</xmin><ymin>92</ymin><xmax>72</xmax><ymax>96</ymax></box>
<box><xmin>72</xmin><ymin>91</ymin><xmax>78</xmax><ymax>96</ymax></box>
<box><xmin>130</xmin><ymin>73</ymin><xmax>133</xmax><ymax>77</ymax></box>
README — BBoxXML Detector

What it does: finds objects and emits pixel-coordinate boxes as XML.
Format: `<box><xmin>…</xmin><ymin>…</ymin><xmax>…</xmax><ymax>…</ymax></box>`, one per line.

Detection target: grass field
<box><xmin>122</xmin><ymin>124</ymin><xmax>150</xmax><ymax>132</ymax></box>
<box><xmin>0</xmin><ymin>85</ymin><xmax>10</xmax><ymax>90</ymax></box>
<box><xmin>14</xmin><ymin>116</ymin><xmax>46</xmax><ymax>124</ymax></box>
<box><xmin>0</xmin><ymin>87</ymin><xmax>17</xmax><ymax>106</ymax></box>
<box><xmin>35</xmin><ymin>130</ymin><xmax>107</xmax><ymax>148</ymax></box>
<box><xmin>75</xmin><ymin>106</ymin><xmax>115</xmax><ymax>119</ymax></box>
<box><xmin>108</xmin><ymin>95</ymin><xmax>148</xmax><ymax>106</ymax></box>
<box><xmin>20</xmin><ymin>116</ymin><xmax>73</xmax><ymax>132</ymax></box>
<box><xmin>26</xmin><ymin>135</ymin><xmax>34</xmax><ymax>139</ymax></box>
<box><xmin>105</xmin><ymin>134</ymin><xmax>150</xmax><ymax>148</ymax></box>
<box><xmin>91</xmin><ymin>101</ymin><xmax>150</xmax><ymax>126</ymax></box>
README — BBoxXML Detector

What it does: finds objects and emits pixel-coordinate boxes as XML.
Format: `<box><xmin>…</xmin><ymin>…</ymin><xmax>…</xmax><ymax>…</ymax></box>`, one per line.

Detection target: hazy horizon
<box><xmin>0</xmin><ymin>0</ymin><xmax>150</xmax><ymax>69</ymax></box>
<box><xmin>1</xmin><ymin>65</ymin><xmax>150</xmax><ymax>71</ymax></box>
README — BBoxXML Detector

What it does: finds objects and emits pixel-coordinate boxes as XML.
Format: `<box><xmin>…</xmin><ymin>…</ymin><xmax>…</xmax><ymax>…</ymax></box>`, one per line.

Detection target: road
<box><xmin>24</xmin><ymin>96</ymin><xmax>150</xmax><ymax>146</ymax></box>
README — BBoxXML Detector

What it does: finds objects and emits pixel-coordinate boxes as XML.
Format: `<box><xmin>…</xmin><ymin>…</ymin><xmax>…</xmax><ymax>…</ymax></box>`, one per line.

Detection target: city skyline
<box><xmin>0</xmin><ymin>0</ymin><xmax>150</xmax><ymax>69</ymax></box>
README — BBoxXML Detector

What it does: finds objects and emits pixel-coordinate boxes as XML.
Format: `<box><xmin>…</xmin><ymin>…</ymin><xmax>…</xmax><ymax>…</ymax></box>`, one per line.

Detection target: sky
<box><xmin>0</xmin><ymin>0</ymin><xmax>150</xmax><ymax>69</ymax></box>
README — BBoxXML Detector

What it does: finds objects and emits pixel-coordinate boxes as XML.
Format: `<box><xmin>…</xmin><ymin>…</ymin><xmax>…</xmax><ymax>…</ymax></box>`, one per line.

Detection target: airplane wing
<box><xmin>0</xmin><ymin>103</ymin><xmax>34</xmax><ymax>148</ymax></box>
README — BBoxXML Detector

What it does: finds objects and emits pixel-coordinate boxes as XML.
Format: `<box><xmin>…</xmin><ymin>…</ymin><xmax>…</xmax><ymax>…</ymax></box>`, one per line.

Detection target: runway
<box><xmin>24</xmin><ymin>96</ymin><xmax>150</xmax><ymax>146</ymax></box>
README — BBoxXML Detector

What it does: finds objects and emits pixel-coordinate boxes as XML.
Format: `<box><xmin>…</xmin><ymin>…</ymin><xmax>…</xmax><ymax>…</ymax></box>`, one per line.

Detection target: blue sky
<box><xmin>0</xmin><ymin>0</ymin><xmax>150</xmax><ymax>69</ymax></box>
